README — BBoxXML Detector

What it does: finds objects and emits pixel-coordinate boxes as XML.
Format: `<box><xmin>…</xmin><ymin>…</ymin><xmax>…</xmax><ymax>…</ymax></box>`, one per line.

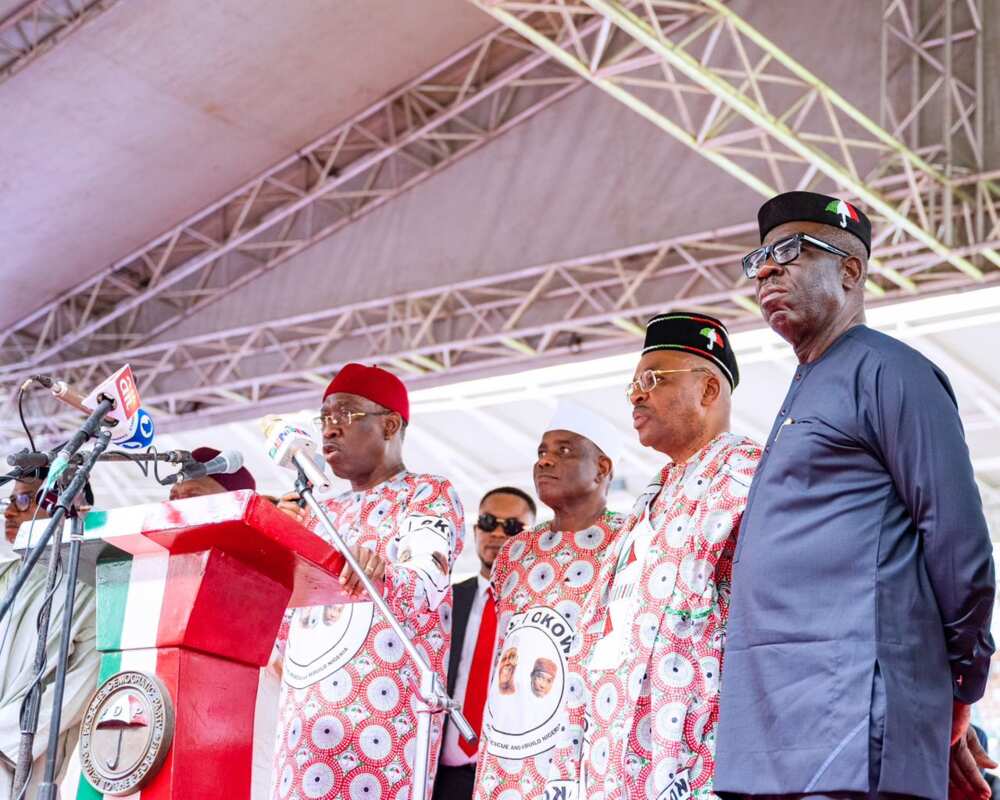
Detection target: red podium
<box><xmin>49</xmin><ymin>490</ymin><xmax>350</xmax><ymax>800</ymax></box>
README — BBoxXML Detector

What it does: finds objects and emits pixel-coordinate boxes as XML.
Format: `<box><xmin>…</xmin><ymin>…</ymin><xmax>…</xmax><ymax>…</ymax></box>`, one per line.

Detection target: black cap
<box><xmin>757</xmin><ymin>191</ymin><xmax>871</xmax><ymax>255</ymax></box>
<box><xmin>642</xmin><ymin>312</ymin><xmax>739</xmax><ymax>389</ymax></box>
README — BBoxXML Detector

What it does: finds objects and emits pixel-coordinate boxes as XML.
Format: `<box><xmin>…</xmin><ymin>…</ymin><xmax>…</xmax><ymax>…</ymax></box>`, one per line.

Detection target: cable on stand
<box><xmin>35</xmin><ymin>430</ymin><xmax>111</xmax><ymax>800</ymax></box>
<box><xmin>1</xmin><ymin>398</ymin><xmax>114</xmax><ymax>798</ymax></box>
<box><xmin>289</xmin><ymin>450</ymin><xmax>476</xmax><ymax>800</ymax></box>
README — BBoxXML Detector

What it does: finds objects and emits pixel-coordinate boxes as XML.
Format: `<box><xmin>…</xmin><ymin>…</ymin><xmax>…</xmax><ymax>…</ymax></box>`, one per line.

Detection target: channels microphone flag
<box><xmin>261</xmin><ymin>415</ymin><xmax>331</xmax><ymax>491</ymax></box>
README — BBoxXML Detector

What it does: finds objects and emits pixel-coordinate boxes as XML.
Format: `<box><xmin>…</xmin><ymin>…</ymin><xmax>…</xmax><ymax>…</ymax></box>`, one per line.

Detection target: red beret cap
<box><xmin>190</xmin><ymin>447</ymin><xmax>257</xmax><ymax>493</ymax></box>
<box><xmin>322</xmin><ymin>363</ymin><xmax>410</xmax><ymax>422</ymax></box>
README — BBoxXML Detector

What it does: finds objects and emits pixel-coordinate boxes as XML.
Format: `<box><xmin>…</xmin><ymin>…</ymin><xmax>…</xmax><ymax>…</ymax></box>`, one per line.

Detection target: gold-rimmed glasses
<box><xmin>625</xmin><ymin>367</ymin><xmax>710</xmax><ymax>398</ymax></box>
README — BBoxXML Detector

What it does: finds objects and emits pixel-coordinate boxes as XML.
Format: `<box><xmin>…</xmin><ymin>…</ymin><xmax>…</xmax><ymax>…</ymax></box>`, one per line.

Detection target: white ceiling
<box><xmin>0</xmin><ymin>0</ymin><xmax>493</xmax><ymax>328</ymax></box>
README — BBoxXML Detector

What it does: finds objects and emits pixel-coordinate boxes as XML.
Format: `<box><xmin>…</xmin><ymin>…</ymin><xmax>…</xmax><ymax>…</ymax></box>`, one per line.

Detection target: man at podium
<box><xmin>270</xmin><ymin>363</ymin><xmax>464</xmax><ymax>800</ymax></box>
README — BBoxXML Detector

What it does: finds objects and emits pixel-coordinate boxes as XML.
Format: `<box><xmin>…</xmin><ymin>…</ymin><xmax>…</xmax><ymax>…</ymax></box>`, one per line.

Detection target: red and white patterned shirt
<box><xmin>548</xmin><ymin>433</ymin><xmax>761</xmax><ymax>800</ymax></box>
<box><xmin>473</xmin><ymin>511</ymin><xmax>627</xmax><ymax>800</ymax></box>
<box><xmin>272</xmin><ymin>471</ymin><xmax>463</xmax><ymax>800</ymax></box>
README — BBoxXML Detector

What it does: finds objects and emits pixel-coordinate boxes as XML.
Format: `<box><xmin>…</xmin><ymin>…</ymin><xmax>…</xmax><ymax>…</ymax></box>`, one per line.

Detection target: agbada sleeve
<box><xmin>385</xmin><ymin>478</ymin><xmax>464</xmax><ymax>617</ymax></box>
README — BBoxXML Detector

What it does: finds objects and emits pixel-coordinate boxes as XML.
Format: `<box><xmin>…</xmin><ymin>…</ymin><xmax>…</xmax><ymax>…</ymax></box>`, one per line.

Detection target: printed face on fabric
<box><xmin>552</xmin><ymin>434</ymin><xmax>761</xmax><ymax>800</ymax></box>
<box><xmin>272</xmin><ymin>471</ymin><xmax>463</xmax><ymax>800</ymax></box>
<box><xmin>472</xmin><ymin>511</ymin><xmax>628</xmax><ymax>800</ymax></box>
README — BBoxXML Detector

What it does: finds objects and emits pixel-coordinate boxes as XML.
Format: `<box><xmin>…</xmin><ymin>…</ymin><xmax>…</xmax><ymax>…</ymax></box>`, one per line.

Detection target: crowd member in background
<box><xmin>433</xmin><ymin>487</ymin><xmax>536</xmax><ymax>800</ymax></box>
<box><xmin>168</xmin><ymin>446</ymin><xmax>257</xmax><ymax>500</ymax></box>
<box><xmin>271</xmin><ymin>363</ymin><xmax>463</xmax><ymax>800</ymax></box>
<box><xmin>1</xmin><ymin>470</ymin><xmax>98</xmax><ymax>800</ymax></box>
<box><xmin>548</xmin><ymin>312</ymin><xmax>760</xmax><ymax>799</ymax></box>
<box><xmin>473</xmin><ymin>403</ymin><xmax>627</xmax><ymax>800</ymax></box>
<box><xmin>715</xmin><ymin>192</ymin><xmax>997</xmax><ymax>800</ymax></box>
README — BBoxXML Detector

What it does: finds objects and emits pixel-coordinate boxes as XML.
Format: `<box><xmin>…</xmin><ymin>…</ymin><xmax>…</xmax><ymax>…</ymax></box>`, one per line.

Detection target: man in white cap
<box><xmin>471</xmin><ymin>402</ymin><xmax>627</xmax><ymax>800</ymax></box>
<box><xmin>547</xmin><ymin>311</ymin><xmax>762</xmax><ymax>799</ymax></box>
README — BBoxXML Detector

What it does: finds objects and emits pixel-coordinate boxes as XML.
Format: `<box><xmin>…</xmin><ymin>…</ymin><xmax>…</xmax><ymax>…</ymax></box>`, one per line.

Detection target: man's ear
<box><xmin>702</xmin><ymin>373</ymin><xmax>721</xmax><ymax>407</ymax></box>
<box><xmin>841</xmin><ymin>255</ymin><xmax>866</xmax><ymax>291</ymax></box>
<box><xmin>383</xmin><ymin>412</ymin><xmax>403</xmax><ymax>440</ymax></box>
<box><xmin>596</xmin><ymin>454</ymin><xmax>613</xmax><ymax>484</ymax></box>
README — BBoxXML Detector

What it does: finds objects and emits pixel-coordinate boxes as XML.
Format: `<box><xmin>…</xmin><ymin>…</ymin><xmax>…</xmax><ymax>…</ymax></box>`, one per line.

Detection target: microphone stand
<box><xmin>290</xmin><ymin>451</ymin><xmax>476</xmax><ymax>800</ymax></box>
<box><xmin>10</xmin><ymin>426</ymin><xmax>111</xmax><ymax>798</ymax></box>
<box><xmin>0</xmin><ymin>398</ymin><xmax>113</xmax><ymax>628</ymax></box>
<box><xmin>36</xmin><ymin>430</ymin><xmax>111</xmax><ymax>800</ymax></box>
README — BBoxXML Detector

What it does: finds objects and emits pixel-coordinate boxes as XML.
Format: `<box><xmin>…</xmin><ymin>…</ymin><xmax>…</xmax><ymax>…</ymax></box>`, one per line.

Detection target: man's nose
<box><xmin>628</xmin><ymin>385</ymin><xmax>648</xmax><ymax>406</ymax></box>
<box><xmin>755</xmin><ymin>256</ymin><xmax>783</xmax><ymax>282</ymax></box>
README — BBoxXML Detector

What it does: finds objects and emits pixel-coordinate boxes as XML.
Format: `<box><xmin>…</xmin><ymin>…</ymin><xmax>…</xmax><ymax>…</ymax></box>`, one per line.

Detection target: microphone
<box><xmin>160</xmin><ymin>450</ymin><xmax>244</xmax><ymax>486</ymax></box>
<box><xmin>261</xmin><ymin>415</ymin><xmax>331</xmax><ymax>491</ymax></box>
<box><xmin>26</xmin><ymin>366</ymin><xmax>143</xmax><ymax>433</ymax></box>
<box><xmin>6</xmin><ymin>450</ymin><xmax>55</xmax><ymax>471</ymax></box>
<box><xmin>6</xmin><ymin>448</ymin><xmax>190</xmax><ymax>470</ymax></box>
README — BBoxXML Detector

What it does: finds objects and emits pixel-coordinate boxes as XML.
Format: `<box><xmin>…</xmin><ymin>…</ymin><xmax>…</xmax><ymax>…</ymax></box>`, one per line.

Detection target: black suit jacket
<box><xmin>447</xmin><ymin>576</ymin><xmax>480</xmax><ymax>698</ymax></box>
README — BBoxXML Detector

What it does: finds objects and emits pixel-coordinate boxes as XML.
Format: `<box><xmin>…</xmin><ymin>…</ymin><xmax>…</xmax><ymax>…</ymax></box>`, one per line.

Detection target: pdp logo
<box><xmin>112</xmin><ymin>408</ymin><xmax>154</xmax><ymax>449</ymax></box>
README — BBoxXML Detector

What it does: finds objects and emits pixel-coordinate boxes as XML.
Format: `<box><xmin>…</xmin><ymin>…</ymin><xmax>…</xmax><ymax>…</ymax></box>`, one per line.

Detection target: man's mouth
<box><xmin>632</xmin><ymin>408</ymin><xmax>650</xmax><ymax>429</ymax></box>
<box><xmin>758</xmin><ymin>286</ymin><xmax>788</xmax><ymax>309</ymax></box>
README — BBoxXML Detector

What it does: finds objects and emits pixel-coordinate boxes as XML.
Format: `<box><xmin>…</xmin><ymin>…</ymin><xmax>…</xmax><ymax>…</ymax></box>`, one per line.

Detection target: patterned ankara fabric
<box><xmin>271</xmin><ymin>471</ymin><xmax>464</xmax><ymax>800</ymax></box>
<box><xmin>472</xmin><ymin>511</ymin><xmax>628</xmax><ymax>800</ymax></box>
<box><xmin>547</xmin><ymin>433</ymin><xmax>761</xmax><ymax>800</ymax></box>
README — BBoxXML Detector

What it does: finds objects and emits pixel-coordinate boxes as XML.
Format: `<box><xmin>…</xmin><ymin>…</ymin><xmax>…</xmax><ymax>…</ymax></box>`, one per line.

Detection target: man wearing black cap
<box><xmin>715</xmin><ymin>191</ymin><xmax>996</xmax><ymax>800</ymax></box>
<box><xmin>545</xmin><ymin>313</ymin><xmax>761</xmax><ymax>799</ymax></box>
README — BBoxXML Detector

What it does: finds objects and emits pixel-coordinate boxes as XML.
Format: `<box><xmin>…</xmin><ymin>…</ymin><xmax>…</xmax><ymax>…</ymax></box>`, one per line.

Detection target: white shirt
<box><xmin>440</xmin><ymin>574</ymin><xmax>493</xmax><ymax>767</ymax></box>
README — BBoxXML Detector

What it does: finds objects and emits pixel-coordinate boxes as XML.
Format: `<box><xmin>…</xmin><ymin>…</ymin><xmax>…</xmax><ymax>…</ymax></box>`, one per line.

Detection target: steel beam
<box><xmin>0</xmin><ymin>11</ymin><xmax>622</xmax><ymax>370</ymax></box>
<box><xmin>0</xmin><ymin>0</ymin><xmax>118</xmax><ymax>84</ymax></box>
<box><xmin>468</xmin><ymin>0</ymin><xmax>1000</xmax><ymax>284</ymax></box>
<box><xmin>7</xmin><ymin>206</ymin><xmax>1000</xmax><ymax>446</ymax></box>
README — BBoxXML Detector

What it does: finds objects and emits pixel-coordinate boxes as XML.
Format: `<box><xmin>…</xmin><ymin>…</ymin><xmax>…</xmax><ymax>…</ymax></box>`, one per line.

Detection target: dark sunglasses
<box><xmin>477</xmin><ymin>513</ymin><xmax>526</xmax><ymax>537</ymax></box>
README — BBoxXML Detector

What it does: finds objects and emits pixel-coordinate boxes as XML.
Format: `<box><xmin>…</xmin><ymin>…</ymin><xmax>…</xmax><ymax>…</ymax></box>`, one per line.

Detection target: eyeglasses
<box><xmin>312</xmin><ymin>410</ymin><xmax>390</xmax><ymax>430</ymax></box>
<box><xmin>477</xmin><ymin>513</ymin><xmax>526</xmax><ymax>537</ymax></box>
<box><xmin>742</xmin><ymin>233</ymin><xmax>850</xmax><ymax>279</ymax></box>
<box><xmin>625</xmin><ymin>367</ymin><xmax>710</xmax><ymax>398</ymax></box>
<box><xmin>2</xmin><ymin>493</ymin><xmax>33</xmax><ymax>513</ymax></box>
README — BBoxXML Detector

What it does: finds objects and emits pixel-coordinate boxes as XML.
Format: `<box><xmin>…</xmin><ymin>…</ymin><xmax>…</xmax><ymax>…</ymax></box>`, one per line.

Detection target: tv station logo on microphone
<box><xmin>113</xmin><ymin>408</ymin><xmax>154</xmax><ymax>450</ymax></box>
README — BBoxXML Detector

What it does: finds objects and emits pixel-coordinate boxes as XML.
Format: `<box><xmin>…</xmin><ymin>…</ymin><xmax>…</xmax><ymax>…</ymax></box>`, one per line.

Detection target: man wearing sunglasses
<box><xmin>1</xmin><ymin>470</ymin><xmax>98</xmax><ymax>800</ymax></box>
<box><xmin>715</xmin><ymin>192</ymin><xmax>996</xmax><ymax>800</ymax></box>
<box><xmin>472</xmin><ymin>403</ymin><xmax>627</xmax><ymax>800</ymax></box>
<box><xmin>270</xmin><ymin>363</ymin><xmax>464</xmax><ymax>800</ymax></box>
<box><xmin>433</xmin><ymin>487</ymin><xmax>536</xmax><ymax>800</ymax></box>
<box><xmin>545</xmin><ymin>312</ymin><xmax>760</xmax><ymax>800</ymax></box>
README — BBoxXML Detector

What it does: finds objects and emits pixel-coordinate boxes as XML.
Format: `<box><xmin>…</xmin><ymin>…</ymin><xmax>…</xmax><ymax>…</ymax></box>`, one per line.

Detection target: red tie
<box><xmin>459</xmin><ymin>591</ymin><xmax>497</xmax><ymax>756</ymax></box>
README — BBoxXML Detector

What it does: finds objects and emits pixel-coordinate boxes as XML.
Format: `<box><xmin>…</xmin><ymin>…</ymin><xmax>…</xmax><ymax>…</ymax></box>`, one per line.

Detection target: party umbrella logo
<box><xmin>825</xmin><ymin>199</ymin><xmax>859</xmax><ymax>229</ymax></box>
<box><xmin>700</xmin><ymin>327</ymin><xmax>724</xmax><ymax>350</ymax></box>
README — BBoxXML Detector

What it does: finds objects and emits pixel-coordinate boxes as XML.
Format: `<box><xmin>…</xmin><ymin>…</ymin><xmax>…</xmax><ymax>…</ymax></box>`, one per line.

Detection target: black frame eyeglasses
<box><xmin>477</xmin><ymin>513</ymin><xmax>526</xmax><ymax>537</ymax></box>
<box><xmin>742</xmin><ymin>233</ymin><xmax>850</xmax><ymax>279</ymax></box>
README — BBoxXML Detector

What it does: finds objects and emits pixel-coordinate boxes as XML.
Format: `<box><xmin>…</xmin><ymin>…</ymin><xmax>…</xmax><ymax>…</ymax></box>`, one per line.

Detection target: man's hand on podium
<box><xmin>341</xmin><ymin>546</ymin><xmax>386</xmax><ymax>598</ymax></box>
<box><xmin>270</xmin><ymin>491</ymin><xmax>309</xmax><ymax>526</ymax></box>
